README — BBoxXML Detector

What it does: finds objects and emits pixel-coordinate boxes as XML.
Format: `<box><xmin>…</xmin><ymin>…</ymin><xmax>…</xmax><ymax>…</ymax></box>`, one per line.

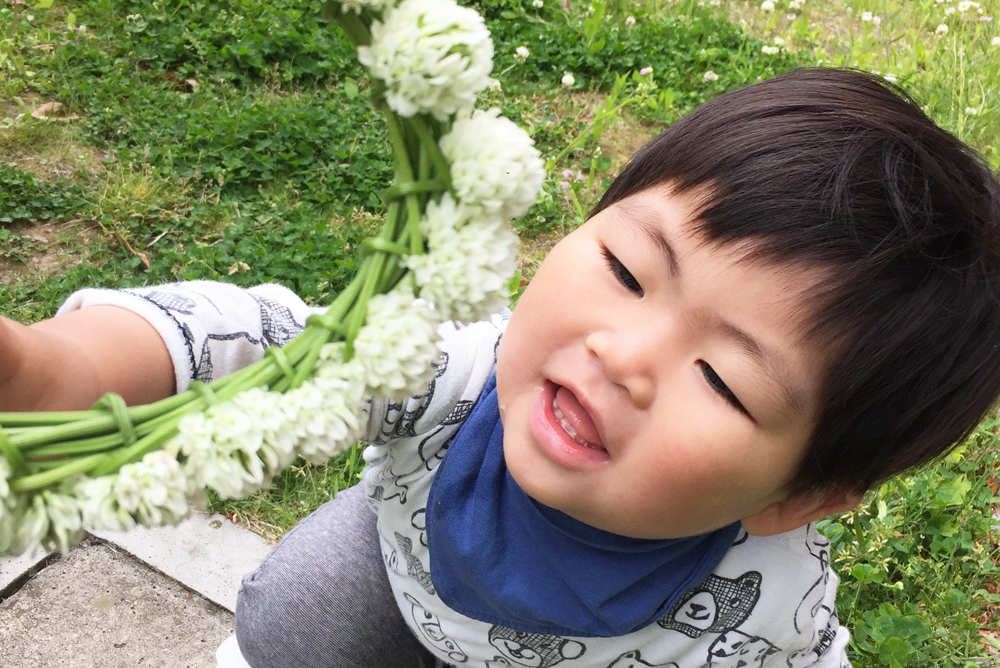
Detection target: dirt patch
<box><xmin>1</xmin><ymin>96</ymin><xmax>106</xmax><ymax>186</ymax></box>
<box><xmin>0</xmin><ymin>219</ymin><xmax>101</xmax><ymax>286</ymax></box>
<box><xmin>517</xmin><ymin>233</ymin><xmax>561</xmax><ymax>282</ymax></box>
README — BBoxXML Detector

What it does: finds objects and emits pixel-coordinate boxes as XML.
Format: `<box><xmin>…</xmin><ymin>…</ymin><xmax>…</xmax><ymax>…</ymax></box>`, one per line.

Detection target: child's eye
<box><xmin>698</xmin><ymin>360</ymin><xmax>751</xmax><ymax>418</ymax></box>
<box><xmin>601</xmin><ymin>246</ymin><xmax>644</xmax><ymax>296</ymax></box>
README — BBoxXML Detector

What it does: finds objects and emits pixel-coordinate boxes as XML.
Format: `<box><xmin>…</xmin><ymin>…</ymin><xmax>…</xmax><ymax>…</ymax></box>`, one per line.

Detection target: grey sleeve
<box><xmin>57</xmin><ymin>281</ymin><xmax>322</xmax><ymax>393</ymax></box>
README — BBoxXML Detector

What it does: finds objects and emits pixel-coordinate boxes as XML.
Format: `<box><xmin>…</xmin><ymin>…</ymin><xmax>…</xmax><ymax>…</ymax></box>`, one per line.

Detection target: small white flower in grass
<box><xmin>703</xmin><ymin>70</ymin><xmax>719</xmax><ymax>82</ymax></box>
<box><xmin>774</xmin><ymin>36</ymin><xmax>785</xmax><ymax>45</ymax></box>
<box><xmin>861</xmin><ymin>11</ymin><xmax>873</xmax><ymax>21</ymax></box>
<box><xmin>965</xmin><ymin>107</ymin><xmax>980</xmax><ymax>115</ymax></box>
<box><xmin>935</xmin><ymin>23</ymin><xmax>949</xmax><ymax>34</ymax></box>
<box><xmin>562</xmin><ymin>73</ymin><xmax>575</xmax><ymax>87</ymax></box>
<box><xmin>358</xmin><ymin>0</ymin><xmax>493</xmax><ymax>121</ymax></box>
<box><xmin>958</xmin><ymin>0</ymin><xmax>979</xmax><ymax>11</ymax></box>
<box><xmin>340</xmin><ymin>0</ymin><xmax>395</xmax><ymax>13</ymax></box>
<box><xmin>405</xmin><ymin>195</ymin><xmax>519</xmax><ymax>324</ymax></box>
<box><xmin>354</xmin><ymin>290</ymin><xmax>442</xmax><ymax>400</ymax></box>
<box><xmin>762</xmin><ymin>45</ymin><xmax>781</xmax><ymax>54</ymax></box>
<box><xmin>515</xmin><ymin>46</ymin><xmax>530</xmax><ymax>63</ymax></box>
<box><xmin>440</xmin><ymin>108</ymin><xmax>545</xmax><ymax>221</ymax></box>
<box><xmin>945</xmin><ymin>6</ymin><xmax>956</xmax><ymax>14</ymax></box>
<box><xmin>883</xmin><ymin>73</ymin><xmax>897</xmax><ymax>84</ymax></box>
<box><xmin>533</xmin><ymin>0</ymin><xmax>544</xmax><ymax>7</ymax></box>
<box><xmin>873</xmin><ymin>15</ymin><xmax>881</xmax><ymax>24</ymax></box>
<box><xmin>625</xmin><ymin>15</ymin><xmax>636</xmax><ymax>26</ymax></box>
<box><xmin>789</xmin><ymin>0</ymin><xmax>802</xmax><ymax>8</ymax></box>
<box><xmin>786</xmin><ymin>13</ymin><xmax>797</xmax><ymax>20</ymax></box>
<box><xmin>993</xmin><ymin>36</ymin><xmax>1000</xmax><ymax>45</ymax></box>
<box><xmin>760</xmin><ymin>0</ymin><xmax>775</xmax><ymax>12</ymax></box>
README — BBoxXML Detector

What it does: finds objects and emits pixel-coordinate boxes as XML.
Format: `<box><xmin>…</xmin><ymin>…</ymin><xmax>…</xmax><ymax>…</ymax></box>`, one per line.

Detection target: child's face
<box><xmin>496</xmin><ymin>185</ymin><xmax>831</xmax><ymax>539</ymax></box>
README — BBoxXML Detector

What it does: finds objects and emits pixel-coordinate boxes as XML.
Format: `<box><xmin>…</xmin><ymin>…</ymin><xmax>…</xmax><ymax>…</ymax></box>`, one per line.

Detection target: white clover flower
<box><xmin>0</xmin><ymin>456</ymin><xmax>14</xmax><ymax>553</ymax></box>
<box><xmin>774</xmin><ymin>36</ymin><xmax>786</xmax><ymax>45</ymax></box>
<box><xmin>935</xmin><ymin>23</ymin><xmax>949</xmax><ymax>34</ymax></box>
<box><xmin>625</xmin><ymin>15</ymin><xmax>636</xmax><ymax>26</ymax></box>
<box><xmin>945</xmin><ymin>6</ymin><xmax>956</xmax><ymax>14</ymax></box>
<box><xmin>965</xmin><ymin>106</ymin><xmax>980</xmax><ymax>115</ymax></box>
<box><xmin>562</xmin><ymin>73</ymin><xmax>576</xmax><ymax>87</ymax></box>
<box><xmin>11</xmin><ymin>492</ymin><xmax>83</xmax><ymax>555</ymax></box>
<box><xmin>358</xmin><ymin>0</ymin><xmax>493</xmax><ymax>120</ymax></box>
<box><xmin>532</xmin><ymin>0</ymin><xmax>544</xmax><ymax>7</ymax></box>
<box><xmin>354</xmin><ymin>289</ymin><xmax>442</xmax><ymax>399</ymax></box>
<box><xmin>703</xmin><ymin>70</ymin><xmax>719</xmax><ymax>82</ymax></box>
<box><xmin>340</xmin><ymin>0</ymin><xmax>395</xmax><ymax>14</ymax></box>
<box><xmin>76</xmin><ymin>475</ymin><xmax>136</xmax><ymax>532</ymax></box>
<box><xmin>14</xmin><ymin>495</ymin><xmax>50</xmax><ymax>556</ymax></box>
<box><xmin>43</xmin><ymin>491</ymin><xmax>83</xmax><ymax>554</ymax></box>
<box><xmin>289</xmin><ymin>344</ymin><xmax>368</xmax><ymax>465</ymax></box>
<box><xmin>489</xmin><ymin>79</ymin><xmax>503</xmax><ymax>93</ymax></box>
<box><xmin>515</xmin><ymin>46</ymin><xmax>530</xmax><ymax>63</ymax></box>
<box><xmin>992</xmin><ymin>36</ymin><xmax>1000</xmax><ymax>46</ymax></box>
<box><xmin>440</xmin><ymin>108</ymin><xmax>545</xmax><ymax>221</ymax></box>
<box><xmin>883</xmin><ymin>72</ymin><xmax>897</xmax><ymax>84</ymax></box>
<box><xmin>112</xmin><ymin>450</ymin><xmax>190</xmax><ymax>527</ymax></box>
<box><xmin>760</xmin><ymin>0</ymin><xmax>775</xmax><ymax>11</ymax></box>
<box><xmin>405</xmin><ymin>194</ymin><xmax>519</xmax><ymax>323</ymax></box>
<box><xmin>786</xmin><ymin>13</ymin><xmax>797</xmax><ymax>20</ymax></box>
<box><xmin>861</xmin><ymin>11</ymin><xmax>873</xmax><ymax>21</ymax></box>
<box><xmin>789</xmin><ymin>0</ymin><xmax>802</xmax><ymax>8</ymax></box>
<box><xmin>762</xmin><ymin>45</ymin><xmax>781</xmax><ymax>54</ymax></box>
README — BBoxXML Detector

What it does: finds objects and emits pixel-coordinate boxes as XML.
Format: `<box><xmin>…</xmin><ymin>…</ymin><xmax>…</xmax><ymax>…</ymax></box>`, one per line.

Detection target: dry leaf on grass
<box><xmin>31</xmin><ymin>102</ymin><xmax>80</xmax><ymax>121</ymax></box>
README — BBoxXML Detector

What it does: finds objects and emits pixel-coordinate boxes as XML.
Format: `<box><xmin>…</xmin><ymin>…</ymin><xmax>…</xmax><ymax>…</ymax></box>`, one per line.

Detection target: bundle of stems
<box><xmin>0</xmin><ymin>8</ymin><xmax>450</xmax><ymax>501</ymax></box>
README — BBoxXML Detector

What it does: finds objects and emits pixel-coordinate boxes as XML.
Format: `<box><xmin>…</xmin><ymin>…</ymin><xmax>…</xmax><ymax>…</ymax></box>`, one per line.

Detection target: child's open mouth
<box><xmin>530</xmin><ymin>381</ymin><xmax>611</xmax><ymax>467</ymax></box>
<box><xmin>552</xmin><ymin>385</ymin><xmax>605</xmax><ymax>450</ymax></box>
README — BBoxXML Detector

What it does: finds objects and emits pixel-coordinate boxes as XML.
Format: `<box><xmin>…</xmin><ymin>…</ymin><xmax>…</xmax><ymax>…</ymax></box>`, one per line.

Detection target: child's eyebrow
<box><xmin>617</xmin><ymin>201</ymin><xmax>682</xmax><ymax>279</ymax></box>
<box><xmin>708</xmin><ymin>317</ymin><xmax>808</xmax><ymax>416</ymax></box>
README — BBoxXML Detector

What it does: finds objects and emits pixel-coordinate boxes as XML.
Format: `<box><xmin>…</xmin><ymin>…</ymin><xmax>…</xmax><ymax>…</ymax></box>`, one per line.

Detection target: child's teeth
<box><xmin>552</xmin><ymin>397</ymin><xmax>598</xmax><ymax>449</ymax></box>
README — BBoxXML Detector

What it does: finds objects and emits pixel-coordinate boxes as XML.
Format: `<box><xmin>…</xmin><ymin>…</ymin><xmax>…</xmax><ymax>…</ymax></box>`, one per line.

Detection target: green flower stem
<box><xmin>88</xmin><ymin>419</ymin><xmax>180</xmax><ymax>479</ymax></box>
<box><xmin>410</xmin><ymin>116</ymin><xmax>454</xmax><ymax>198</ymax></box>
<box><xmin>335</xmin><ymin>10</ymin><xmax>372</xmax><ymax>49</ymax></box>
<box><xmin>27</xmin><ymin>432</ymin><xmax>125</xmax><ymax>459</ymax></box>
<box><xmin>10</xmin><ymin>453</ymin><xmax>106</xmax><ymax>493</ymax></box>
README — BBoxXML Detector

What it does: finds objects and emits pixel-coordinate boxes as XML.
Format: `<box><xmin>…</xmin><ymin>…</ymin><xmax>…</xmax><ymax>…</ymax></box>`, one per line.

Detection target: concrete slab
<box><xmin>91</xmin><ymin>511</ymin><xmax>276</xmax><ymax>613</ymax></box>
<box><xmin>0</xmin><ymin>537</ymin><xmax>234</xmax><ymax>668</ymax></box>
<box><xmin>0</xmin><ymin>548</ymin><xmax>54</xmax><ymax>594</ymax></box>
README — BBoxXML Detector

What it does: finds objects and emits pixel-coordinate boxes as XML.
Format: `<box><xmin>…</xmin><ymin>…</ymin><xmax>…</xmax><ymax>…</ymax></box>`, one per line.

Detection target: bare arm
<box><xmin>0</xmin><ymin>306</ymin><xmax>174</xmax><ymax>412</ymax></box>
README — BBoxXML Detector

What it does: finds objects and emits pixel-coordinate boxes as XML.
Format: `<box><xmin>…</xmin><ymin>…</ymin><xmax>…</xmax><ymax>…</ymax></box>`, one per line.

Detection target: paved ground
<box><xmin>0</xmin><ymin>512</ymin><xmax>275</xmax><ymax>668</ymax></box>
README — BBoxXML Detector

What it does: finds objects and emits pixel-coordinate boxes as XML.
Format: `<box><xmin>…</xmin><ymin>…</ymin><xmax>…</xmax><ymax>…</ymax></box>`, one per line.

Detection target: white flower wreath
<box><xmin>0</xmin><ymin>0</ymin><xmax>545</xmax><ymax>556</ymax></box>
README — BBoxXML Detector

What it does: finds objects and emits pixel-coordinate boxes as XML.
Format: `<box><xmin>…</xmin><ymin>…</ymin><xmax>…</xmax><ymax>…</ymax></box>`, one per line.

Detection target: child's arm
<box><xmin>0</xmin><ymin>306</ymin><xmax>174</xmax><ymax>412</ymax></box>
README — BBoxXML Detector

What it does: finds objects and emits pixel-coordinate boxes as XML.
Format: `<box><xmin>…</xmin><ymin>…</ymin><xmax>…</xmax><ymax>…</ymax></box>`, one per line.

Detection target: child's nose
<box><xmin>585</xmin><ymin>329</ymin><xmax>655</xmax><ymax>409</ymax></box>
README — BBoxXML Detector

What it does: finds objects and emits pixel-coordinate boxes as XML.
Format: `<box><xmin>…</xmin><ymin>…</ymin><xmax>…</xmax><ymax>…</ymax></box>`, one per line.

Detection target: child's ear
<box><xmin>739</xmin><ymin>488</ymin><xmax>862</xmax><ymax>537</ymax></box>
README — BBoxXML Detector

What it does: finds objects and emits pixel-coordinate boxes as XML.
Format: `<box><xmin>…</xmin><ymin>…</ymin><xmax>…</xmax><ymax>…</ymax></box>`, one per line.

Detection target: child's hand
<box><xmin>0</xmin><ymin>307</ymin><xmax>174</xmax><ymax>412</ymax></box>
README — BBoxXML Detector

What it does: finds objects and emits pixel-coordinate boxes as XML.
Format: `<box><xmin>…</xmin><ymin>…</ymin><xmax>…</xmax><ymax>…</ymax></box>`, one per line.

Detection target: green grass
<box><xmin>0</xmin><ymin>0</ymin><xmax>998</xmax><ymax>665</ymax></box>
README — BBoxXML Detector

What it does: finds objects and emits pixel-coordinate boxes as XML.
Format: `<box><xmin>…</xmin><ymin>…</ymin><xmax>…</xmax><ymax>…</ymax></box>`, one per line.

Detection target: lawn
<box><xmin>0</xmin><ymin>0</ymin><xmax>998</xmax><ymax>665</ymax></box>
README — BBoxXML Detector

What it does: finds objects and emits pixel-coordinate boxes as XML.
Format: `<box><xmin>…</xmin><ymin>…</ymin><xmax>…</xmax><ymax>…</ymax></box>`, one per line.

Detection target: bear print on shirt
<box><xmin>487</xmin><ymin>626</ymin><xmax>586</xmax><ymax>667</ymax></box>
<box><xmin>657</xmin><ymin>572</ymin><xmax>763</xmax><ymax>638</ymax></box>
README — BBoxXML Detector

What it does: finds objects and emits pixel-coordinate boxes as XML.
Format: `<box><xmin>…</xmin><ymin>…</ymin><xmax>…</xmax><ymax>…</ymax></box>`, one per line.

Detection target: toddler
<box><xmin>4</xmin><ymin>68</ymin><xmax>1000</xmax><ymax>668</ymax></box>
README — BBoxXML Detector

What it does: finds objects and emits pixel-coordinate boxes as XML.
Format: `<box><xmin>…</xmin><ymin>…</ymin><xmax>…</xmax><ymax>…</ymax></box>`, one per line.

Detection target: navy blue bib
<box><xmin>426</xmin><ymin>373</ymin><xmax>740</xmax><ymax>638</ymax></box>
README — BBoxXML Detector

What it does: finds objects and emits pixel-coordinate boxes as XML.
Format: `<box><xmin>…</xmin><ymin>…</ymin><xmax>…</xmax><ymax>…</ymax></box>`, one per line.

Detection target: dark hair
<box><xmin>591</xmin><ymin>68</ymin><xmax>1000</xmax><ymax>495</ymax></box>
